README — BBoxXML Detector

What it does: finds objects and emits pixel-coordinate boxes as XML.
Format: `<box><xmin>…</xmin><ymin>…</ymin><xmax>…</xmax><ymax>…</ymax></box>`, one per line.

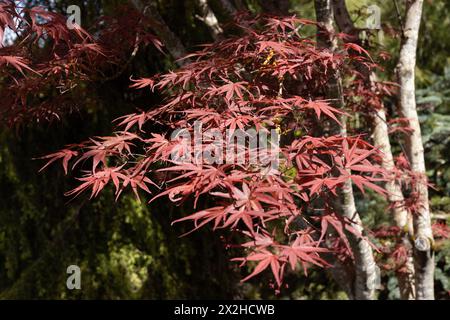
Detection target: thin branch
<box><xmin>393</xmin><ymin>0</ymin><xmax>405</xmax><ymax>36</ymax></box>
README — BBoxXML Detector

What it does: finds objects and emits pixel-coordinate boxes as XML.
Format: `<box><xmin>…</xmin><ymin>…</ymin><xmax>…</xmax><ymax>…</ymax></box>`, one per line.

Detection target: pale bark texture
<box><xmin>314</xmin><ymin>0</ymin><xmax>378</xmax><ymax>300</ymax></box>
<box><xmin>196</xmin><ymin>0</ymin><xmax>223</xmax><ymax>40</ymax></box>
<box><xmin>372</xmin><ymin>109</ymin><xmax>416</xmax><ymax>299</ymax></box>
<box><xmin>332</xmin><ymin>0</ymin><xmax>416</xmax><ymax>299</ymax></box>
<box><xmin>397</xmin><ymin>0</ymin><xmax>434</xmax><ymax>300</ymax></box>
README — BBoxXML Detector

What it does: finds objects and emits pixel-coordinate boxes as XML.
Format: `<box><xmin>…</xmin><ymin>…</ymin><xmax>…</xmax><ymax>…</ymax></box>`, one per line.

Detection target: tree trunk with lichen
<box><xmin>196</xmin><ymin>0</ymin><xmax>223</xmax><ymax>40</ymax></box>
<box><xmin>332</xmin><ymin>0</ymin><xmax>416</xmax><ymax>300</ymax></box>
<box><xmin>314</xmin><ymin>0</ymin><xmax>378</xmax><ymax>300</ymax></box>
<box><xmin>397</xmin><ymin>0</ymin><xmax>434</xmax><ymax>300</ymax></box>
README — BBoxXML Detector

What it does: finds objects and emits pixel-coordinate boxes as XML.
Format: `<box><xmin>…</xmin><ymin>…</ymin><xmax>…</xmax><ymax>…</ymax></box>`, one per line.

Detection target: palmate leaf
<box><xmin>318</xmin><ymin>213</ymin><xmax>353</xmax><ymax>254</ymax></box>
<box><xmin>344</xmin><ymin>43</ymin><xmax>372</xmax><ymax>61</ymax></box>
<box><xmin>281</xmin><ymin>244</ymin><xmax>330</xmax><ymax>275</ymax></box>
<box><xmin>210</xmin><ymin>80</ymin><xmax>251</xmax><ymax>103</ymax></box>
<box><xmin>0</xmin><ymin>55</ymin><xmax>37</xmax><ymax>75</ymax></box>
<box><xmin>36</xmin><ymin>149</ymin><xmax>79</xmax><ymax>174</ymax></box>
<box><xmin>129</xmin><ymin>77</ymin><xmax>156</xmax><ymax>91</ymax></box>
<box><xmin>349</xmin><ymin>175</ymin><xmax>386</xmax><ymax>196</ymax></box>
<box><xmin>115</xmin><ymin>112</ymin><xmax>148</xmax><ymax>131</ymax></box>
<box><xmin>232</xmin><ymin>250</ymin><xmax>283</xmax><ymax>287</ymax></box>
<box><xmin>171</xmin><ymin>206</ymin><xmax>232</xmax><ymax>236</ymax></box>
<box><xmin>65</xmin><ymin>166</ymin><xmax>126</xmax><ymax>199</ymax></box>
<box><xmin>302</xmin><ymin>99</ymin><xmax>347</xmax><ymax>125</ymax></box>
<box><xmin>65</xmin><ymin>166</ymin><xmax>156</xmax><ymax>201</ymax></box>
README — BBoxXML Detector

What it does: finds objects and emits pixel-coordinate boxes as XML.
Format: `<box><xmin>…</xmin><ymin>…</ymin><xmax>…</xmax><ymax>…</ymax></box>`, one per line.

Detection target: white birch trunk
<box><xmin>372</xmin><ymin>107</ymin><xmax>416</xmax><ymax>299</ymax></box>
<box><xmin>315</xmin><ymin>0</ymin><xmax>378</xmax><ymax>300</ymax></box>
<box><xmin>397</xmin><ymin>0</ymin><xmax>434</xmax><ymax>300</ymax></box>
<box><xmin>332</xmin><ymin>0</ymin><xmax>416</xmax><ymax>299</ymax></box>
<box><xmin>196</xmin><ymin>0</ymin><xmax>223</xmax><ymax>40</ymax></box>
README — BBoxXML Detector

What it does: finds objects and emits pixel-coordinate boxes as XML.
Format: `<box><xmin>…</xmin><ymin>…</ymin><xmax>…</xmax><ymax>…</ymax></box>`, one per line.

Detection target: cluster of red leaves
<box><xmin>391</xmin><ymin>154</ymin><xmax>435</xmax><ymax>216</ymax></box>
<box><xmin>0</xmin><ymin>2</ymin><xmax>161</xmax><ymax>126</ymax></box>
<box><xmin>373</xmin><ymin>221</ymin><xmax>450</xmax><ymax>274</ymax></box>
<box><xmin>371</xmin><ymin>226</ymin><xmax>410</xmax><ymax>273</ymax></box>
<box><xmin>432</xmin><ymin>222</ymin><xmax>450</xmax><ymax>240</ymax></box>
<box><xmin>344</xmin><ymin>77</ymin><xmax>397</xmax><ymax>115</ymax></box>
<box><xmin>40</xmin><ymin>14</ymin><xmax>387</xmax><ymax>288</ymax></box>
<box><xmin>369</xmin><ymin>153</ymin><xmax>438</xmax><ymax>273</ymax></box>
<box><xmin>388</xmin><ymin>118</ymin><xmax>414</xmax><ymax>135</ymax></box>
<box><xmin>340</xmin><ymin>49</ymin><xmax>435</xmax><ymax>223</ymax></box>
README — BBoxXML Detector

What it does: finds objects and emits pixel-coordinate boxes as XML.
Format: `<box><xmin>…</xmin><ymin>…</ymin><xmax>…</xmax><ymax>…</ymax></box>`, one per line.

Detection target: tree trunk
<box><xmin>196</xmin><ymin>0</ymin><xmax>223</xmax><ymax>40</ymax></box>
<box><xmin>397</xmin><ymin>0</ymin><xmax>434</xmax><ymax>300</ymax></box>
<box><xmin>131</xmin><ymin>0</ymin><xmax>189</xmax><ymax>66</ymax></box>
<box><xmin>314</xmin><ymin>0</ymin><xmax>378</xmax><ymax>300</ymax></box>
<box><xmin>332</xmin><ymin>0</ymin><xmax>416</xmax><ymax>299</ymax></box>
<box><xmin>372</xmin><ymin>108</ymin><xmax>416</xmax><ymax>299</ymax></box>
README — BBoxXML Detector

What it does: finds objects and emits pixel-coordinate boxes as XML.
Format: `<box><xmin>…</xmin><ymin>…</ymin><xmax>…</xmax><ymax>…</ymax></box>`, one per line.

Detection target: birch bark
<box><xmin>315</xmin><ymin>0</ymin><xmax>378</xmax><ymax>300</ymax></box>
<box><xmin>332</xmin><ymin>0</ymin><xmax>416</xmax><ymax>300</ymax></box>
<box><xmin>397</xmin><ymin>0</ymin><xmax>434</xmax><ymax>300</ymax></box>
<box><xmin>196</xmin><ymin>0</ymin><xmax>223</xmax><ymax>40</ymax></box>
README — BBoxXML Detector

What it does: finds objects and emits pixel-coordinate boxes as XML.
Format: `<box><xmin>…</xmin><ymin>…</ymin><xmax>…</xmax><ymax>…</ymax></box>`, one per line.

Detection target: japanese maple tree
<box><xmin>39</xmin><ymin>13</ymin><xmax>389</xmax><ymax>289</ymax></box>
<box><xmin>0</xmin><ymin>0</ymin><xmax>445</xmax><ymax>301</ymax></box>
